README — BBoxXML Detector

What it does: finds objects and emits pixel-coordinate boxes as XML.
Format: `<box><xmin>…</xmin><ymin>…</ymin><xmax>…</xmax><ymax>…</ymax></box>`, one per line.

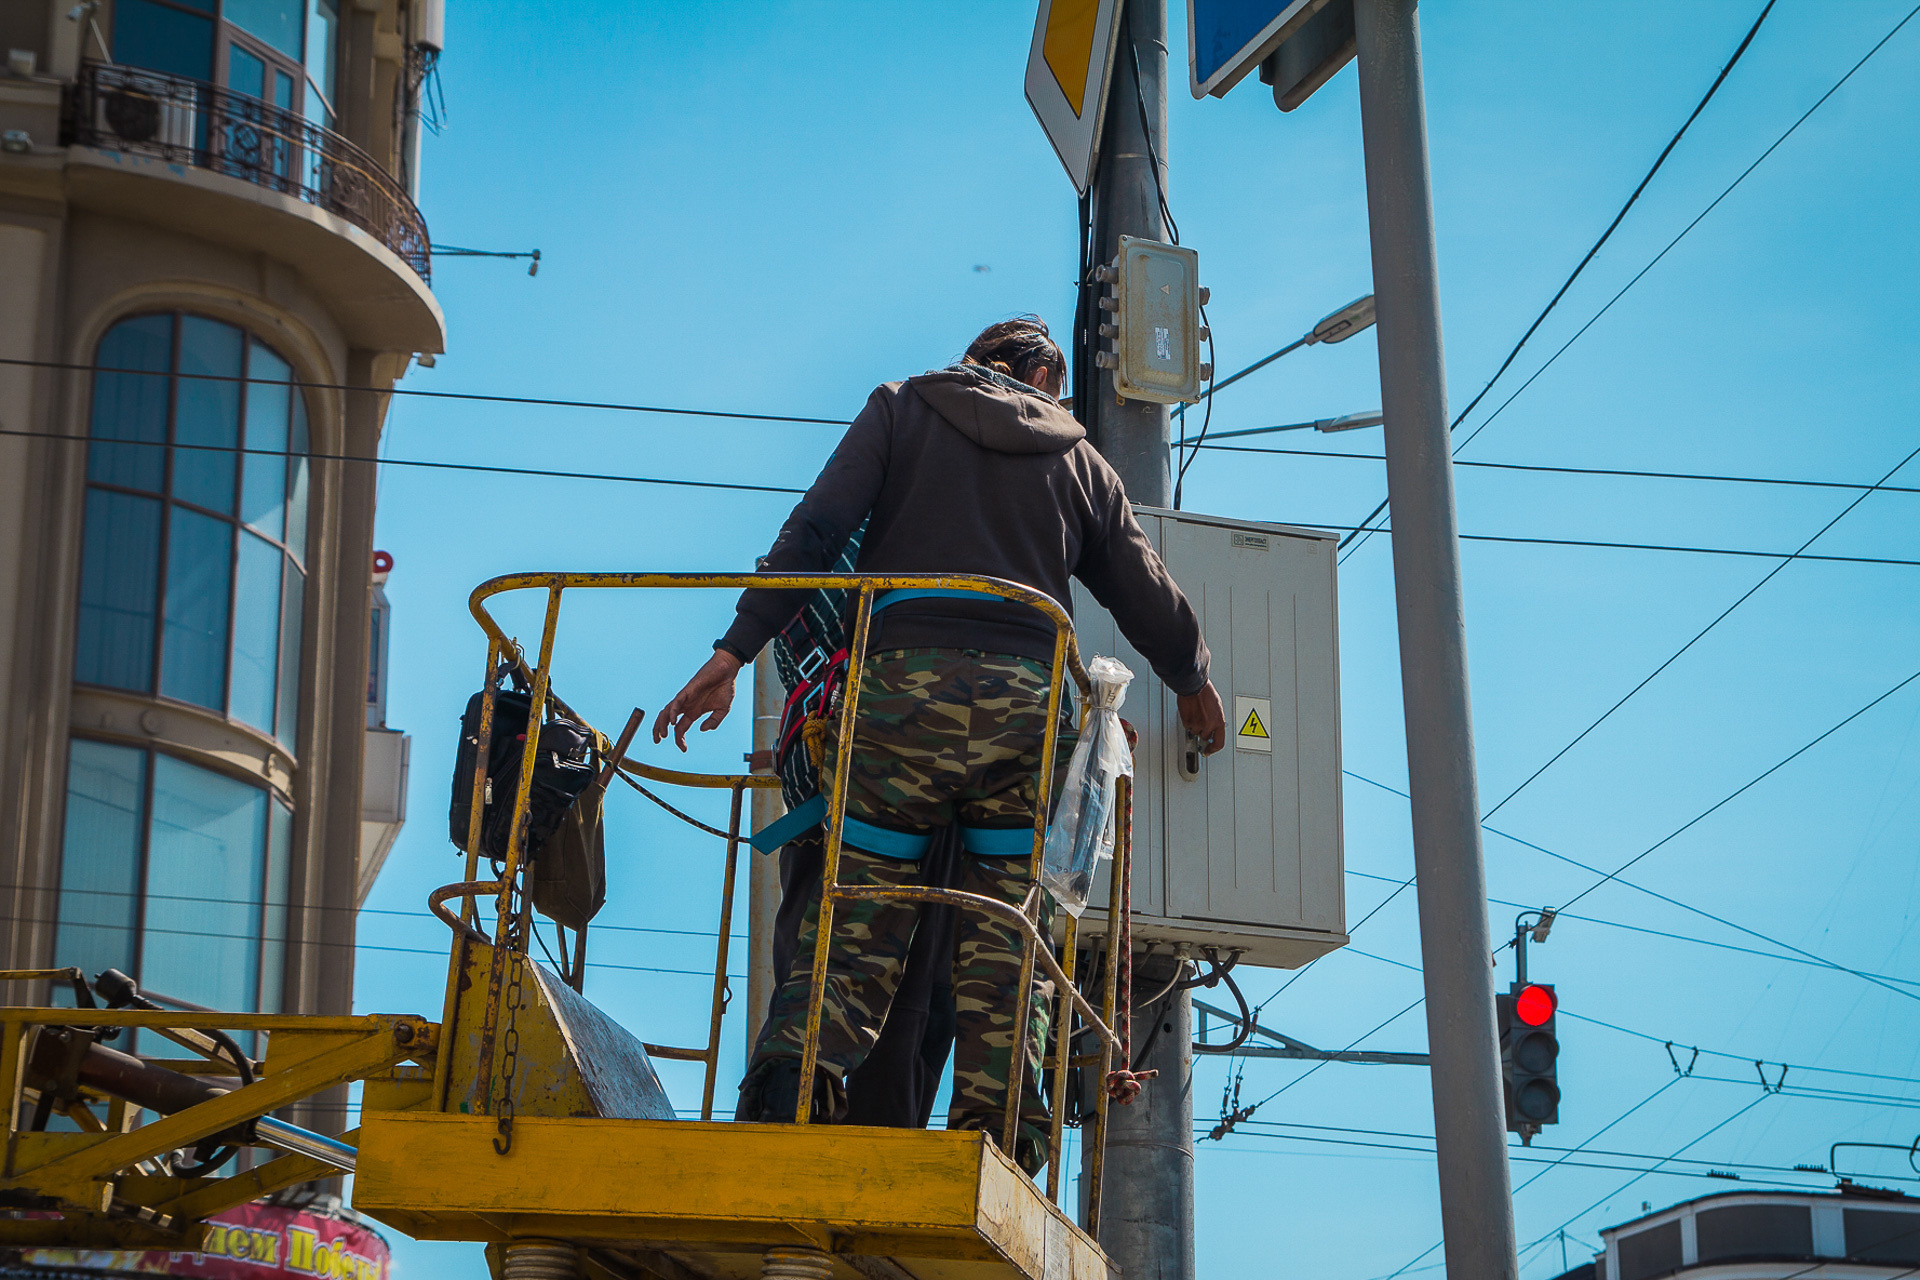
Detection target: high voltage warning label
<box><xmin>1235</xmin><ymin>696</ymin><xmax>1273</xmax><ymax>753</ymax></box>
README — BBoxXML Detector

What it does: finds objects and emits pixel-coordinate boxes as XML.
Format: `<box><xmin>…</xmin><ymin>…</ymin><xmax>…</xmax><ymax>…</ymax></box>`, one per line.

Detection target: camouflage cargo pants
<box><xmin>754</xmin><ymin>648</ymin><xmax>1074</xmax><ymax>1171</ymax></box>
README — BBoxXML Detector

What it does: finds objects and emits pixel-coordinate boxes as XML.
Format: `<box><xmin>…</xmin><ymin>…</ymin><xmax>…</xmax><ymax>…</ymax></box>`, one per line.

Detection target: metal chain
<box><xmin>493</xmin><ymin>879</ymin><xmax>526</xmax><ymax>1156</ymax></box>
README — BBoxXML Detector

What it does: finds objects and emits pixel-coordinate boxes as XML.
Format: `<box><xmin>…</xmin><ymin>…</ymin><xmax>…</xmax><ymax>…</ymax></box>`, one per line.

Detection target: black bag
<box><xmin>449</xmin><ymin>678</ymin><xmax>596</xmax><ymax>863</ymax></box>
<box><xmin>531</xmin><ymin>780</ymin><xmax>607</xmax><ymax>930</ymax></box>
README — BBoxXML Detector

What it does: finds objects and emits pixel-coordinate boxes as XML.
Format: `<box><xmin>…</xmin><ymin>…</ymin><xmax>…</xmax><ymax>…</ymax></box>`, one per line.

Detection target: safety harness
<box><xmin>751</xmin><ymin>587</ymin><xmax>1051</xmax><ymax>861</ymax></box>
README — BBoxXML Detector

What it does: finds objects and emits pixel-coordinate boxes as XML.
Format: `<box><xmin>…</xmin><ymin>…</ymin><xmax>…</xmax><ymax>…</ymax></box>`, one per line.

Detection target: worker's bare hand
<box><xmin>652</xmin><ymin>650</ymin><xmax>744</xmax><ymax>751</ymax></box>
<box><xmin>1177</xmin><ymin>680</ymin><xmax>1226</xmax><ymax>755</ymax></box>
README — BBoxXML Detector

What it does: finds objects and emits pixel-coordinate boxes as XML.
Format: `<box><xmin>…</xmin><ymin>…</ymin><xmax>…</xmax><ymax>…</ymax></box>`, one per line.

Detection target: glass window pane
<box><xmin>303</xmin><ymin>0</ymin><xmax>338</xmax><ymax>128</ymax></box>
<box><xmin>284</xmin><ymin>389</ymin><xmax>309</xmax><ymax>564</ymax></box>
<box><xmin>229</xmin><ymin>533</ymin><xmax>282</xmax><ymax>733</ymax></box>
<box><xmin>226</xmin><ymin>0</ymin><xmax>304</xmax><ymax>61</ymax></box>
<box><xmin>75</xmin><ymin>490</ymin><xmax>162</xmax><ymax>692</ymax></box>
<box><xmin>241</xmin><ymin>343</ymin><xmax>290</xmax><ymax>538</ymax></box>
<box><xmin>276</xmin><ymin>561</ymin><xmax>305</xmax><ymax>750</ymax></box>
<box><xmin>55</xmin><ymin>741</ymin><xmax>146</xmax><ymax>982</ymax></box>
<box><xmin>143</xmin><ymin>755</ymin><xmax>265</xmax><ymax>1011</ymax></box>
<box><xmin>259</xmin><ymin>800</ymin><xmax>292</xmax><ymax>1013</ymax></box>
<box><xmin>227</xmin><ymin>42</ymin><xmax>266</xmax><ymax>99</ymax></box>
<box><xmin>88</xmin><ymin>315</ymin><xmax>173</xmax><ymax>492</ymax></box>
<box><xmin>273</xmin><ymin>69</ymin><xmax>294</xmax><ymax>110</ymax></box>
<box><xmin>173</xmin><ymin>317</ymin><xmax>243</xmax><ymax>514</ymax></box>
<box><xmin>160</xmin><ymin>506</ymin><xmax>232</xmax><ymax>710</ymax></box>
<box><xmin>113</xmin><ymin>0</ymin><xmax>215</xmax><ymax>80</ymax></box>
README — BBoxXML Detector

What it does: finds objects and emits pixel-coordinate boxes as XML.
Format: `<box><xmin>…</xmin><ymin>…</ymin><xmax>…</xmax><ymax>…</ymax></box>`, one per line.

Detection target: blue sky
<box><xmin>355</xmin><ymin>3</ymin><xmax>1920</xmax><ymax>1277</ymax></box>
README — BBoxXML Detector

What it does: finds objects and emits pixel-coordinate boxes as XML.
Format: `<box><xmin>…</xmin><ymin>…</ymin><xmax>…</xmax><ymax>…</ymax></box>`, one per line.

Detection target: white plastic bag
<box><xmin>1042</xmin><ymin>656</ymin><xmax>1135</xmax><ymax>916</ymax></box>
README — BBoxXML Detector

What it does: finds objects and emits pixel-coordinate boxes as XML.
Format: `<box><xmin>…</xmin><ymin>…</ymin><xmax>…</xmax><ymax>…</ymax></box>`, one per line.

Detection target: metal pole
<box><xmin>1087</xmin><ymin>0</ymin><xmax>1172</xmax><ymax>503</ymax></box>
<box><xmin>1094</xmin><ymin>951</ymin><xmax>1194</xmax><ymax>1278</ymax></box>
<box><xmin>1353</xmin><ymin>2</ymin><xmax>1518</xmax><ymax>1277</ymax></box>
<box><xmin>745</xmin><ymin>649</ymin><xmax>783</xmax><ymax>1064</ymax></box>
<box><xmin>1080</xmin><ymin>10</ymin><xmax>1191</xmax><ymax>1274</ymax></box>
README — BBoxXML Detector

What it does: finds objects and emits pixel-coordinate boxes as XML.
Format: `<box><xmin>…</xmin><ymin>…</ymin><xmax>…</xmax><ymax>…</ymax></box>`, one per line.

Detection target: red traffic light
<box><xmin>1515</xmin><ymin>983</ymin><xmax>1556</xmax><ymax>1027</ymax></box>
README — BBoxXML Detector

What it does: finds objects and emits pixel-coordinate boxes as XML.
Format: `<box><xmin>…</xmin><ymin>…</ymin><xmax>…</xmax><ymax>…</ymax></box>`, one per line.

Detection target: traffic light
<box><xmin>1091</xmin><ymin>235</ymin><xmax>1212</xmax><ymax>405</ymax></box>
<box><xmin>1496</xmin><ymin>981</ymin><xmax>1559</xmax><ymax>1143</ymax></box>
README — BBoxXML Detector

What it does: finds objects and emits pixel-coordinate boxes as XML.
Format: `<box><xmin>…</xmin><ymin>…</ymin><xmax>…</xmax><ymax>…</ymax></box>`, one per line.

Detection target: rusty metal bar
<box><xmin>830</xmin><ymin>885</ymin><xmax>1122</xmax><ymax>1057</ymax></box>
<box><xmin>1083</xmin><ymin>774</ymin><xmax>1130</xmax><ymax>1236</ymax></box>
<box><xmin>1046</xmin><ymin>914</ymin><xmax>1080</xmax><ymax>1200</ymax></box>
<box><xmin>474</xmin><ymin>581</ymin><xmax>565</xmax><ymax>1114</ymax></box>
<box><xmin>468</xmin><ymin>572</ymin><xmax>1092</xmax><ymax>700</ymax></box>
<box><xmin>699</xmin><ymin>783</ymin><xmax>746</xmax><ymax>1121</ymax></box>
<box><xmin>796</xmin><ymin>582</ymin><xmax>877</xmax><ymax>1124</ymax></box>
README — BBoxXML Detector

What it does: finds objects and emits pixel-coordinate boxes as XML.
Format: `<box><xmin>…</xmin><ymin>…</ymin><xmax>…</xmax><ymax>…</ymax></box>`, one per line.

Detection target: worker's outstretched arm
<box><xmin>1074</xmin><ymin>468</ymin><xmax>1227</xmax><ymax>753</ymax></box>
<box><xmin>653</xmin><ymin>386</ymin><xmax>894</xmax><ymax>749</ymax></box>
<box><xmin>654</xmin><ymin>649</ymin><xmax>742</xmax><ymax>750</ymax></box>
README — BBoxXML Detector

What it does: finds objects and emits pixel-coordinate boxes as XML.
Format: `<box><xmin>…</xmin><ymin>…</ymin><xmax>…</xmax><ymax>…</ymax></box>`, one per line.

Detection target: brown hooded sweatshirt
<box><xmin>716</xmin><ymin>363</ymin><xmax>1211</xmax><ymax>696</ymax></box>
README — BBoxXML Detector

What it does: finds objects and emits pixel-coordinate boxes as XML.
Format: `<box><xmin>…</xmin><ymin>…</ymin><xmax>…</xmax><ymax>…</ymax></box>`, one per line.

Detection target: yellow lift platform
<box><xmin>0</xmin><ymin>573</ymin><xmax>1138</xmax><ymax>1280</ymax></box>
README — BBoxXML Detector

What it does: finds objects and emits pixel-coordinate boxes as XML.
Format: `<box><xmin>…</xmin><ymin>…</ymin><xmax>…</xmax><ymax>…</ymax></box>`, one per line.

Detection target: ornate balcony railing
<box><xmin>62</xmin><ymin>61</ymin><xmax>431</xmax><ymax>283</ymax></box>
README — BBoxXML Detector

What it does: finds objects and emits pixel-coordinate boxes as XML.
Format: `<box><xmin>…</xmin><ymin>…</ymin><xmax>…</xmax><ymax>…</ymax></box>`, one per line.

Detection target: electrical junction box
<box><xmin>1068</xmin><ymin>507</ymin><xmax>1346</xmax><ymax>969</ymax></box>
<box><xmin>1098</xmin><ymin>236</ymin><xmax>1209</xmax><ymax>405</ymax></box>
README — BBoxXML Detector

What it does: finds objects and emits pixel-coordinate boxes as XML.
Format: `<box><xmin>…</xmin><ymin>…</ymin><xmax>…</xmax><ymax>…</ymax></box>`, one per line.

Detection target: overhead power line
<box><xmin>0</xmin><ymin>354</ymin><xmax>852</xmax><ymax>427</ymax></box>
<box><xmin>1482</xmin><ymin>444</ymin><xmax>1920</xmax><ymax>822</ymax></box>
<box><xmin>1345</xmin><ymin>759</ymin><xmax>1920</xmax><ymax>1008</ymax></box>
<box><xmin>0</xmin><ymin>425</ymin><xmax>807</xmax><ymax>497</ymax></box>
<box><xmin>1345</xmin><ymin>867</ymin><xmax>1920</xmax><ymax>990</ymax></box>
<box><xmin>1550</xmin><ymin>665</ymin><xmax>1920</xmax><ymax>920</ymax></box>
<box><xmin>0</xmin><ymin>907</ymin><xmax>742</xmax><ymax>980</ymax></box>
<box><xmin>1340</xmin><ymin>0</ymin><xmax>1919</xmax><ymax>560</ymax></box>
<box><xmin>20</xmin><ymin>427</ymin><xmax>1920</xmax><ymax>565</ymax></box>
<box><xmin>1193</xmin><ymin>441</ymin><xmax>1920</xmax><ymax>497</ymax></box>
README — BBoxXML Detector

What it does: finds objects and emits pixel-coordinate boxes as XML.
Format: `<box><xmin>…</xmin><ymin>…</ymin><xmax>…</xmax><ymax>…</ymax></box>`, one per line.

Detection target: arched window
<box><xmin>75</xmin><ymin>313</ymin><xmax>309</xmax><ymax>750</ymax></box>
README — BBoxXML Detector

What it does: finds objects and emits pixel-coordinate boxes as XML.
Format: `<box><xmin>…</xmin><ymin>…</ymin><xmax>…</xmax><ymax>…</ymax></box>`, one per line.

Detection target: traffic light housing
<box><xmin>1497</xmin><ymin>981</ymin><xmax>1559</xmax><ymax>1143</ymax></box>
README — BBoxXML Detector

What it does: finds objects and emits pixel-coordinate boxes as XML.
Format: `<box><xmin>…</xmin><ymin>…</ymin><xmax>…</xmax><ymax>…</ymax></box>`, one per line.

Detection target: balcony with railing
<box><xmin>61</xmin><ymin>60</ymin><xmax>430</xmax><ymax>284</ymax></box>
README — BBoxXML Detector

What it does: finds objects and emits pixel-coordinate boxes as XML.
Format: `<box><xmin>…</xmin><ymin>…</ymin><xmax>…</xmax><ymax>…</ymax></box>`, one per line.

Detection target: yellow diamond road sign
<box><xmin>1025</xmin><ymin>0</ymin><xmax>1124</xmax><ymax>194</ymax></box>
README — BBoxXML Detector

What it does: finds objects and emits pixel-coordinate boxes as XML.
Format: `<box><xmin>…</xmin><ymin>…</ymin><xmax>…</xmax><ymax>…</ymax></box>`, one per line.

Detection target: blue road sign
<box><xmin>1187</xmin><ymin>0</ymin><xmax>1321</xmax><ymax>98</ymax></box>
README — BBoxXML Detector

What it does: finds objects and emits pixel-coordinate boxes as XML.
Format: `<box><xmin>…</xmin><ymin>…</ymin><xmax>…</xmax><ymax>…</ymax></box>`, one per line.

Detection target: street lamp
<box><xmin>1204</xmin><ymin>410</ymin><xmax>1384</xmax><ymax>442</ymax></box>
<box><xmin>1305</xmin><ymin>294</ymin><xmax>1378</xmax><ymax>345</ymax></box>
<box><xmin>1172</xmin><ymin>293</ymin><xmax>1377</xmax><ymax>505</ymax></box>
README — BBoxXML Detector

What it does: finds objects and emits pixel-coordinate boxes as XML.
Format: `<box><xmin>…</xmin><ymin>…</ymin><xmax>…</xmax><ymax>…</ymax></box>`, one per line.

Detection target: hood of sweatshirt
<box><xmin>905</xmin><ymin>363</ymin><xmax>1086</xmax><ymax>455</ymax></box>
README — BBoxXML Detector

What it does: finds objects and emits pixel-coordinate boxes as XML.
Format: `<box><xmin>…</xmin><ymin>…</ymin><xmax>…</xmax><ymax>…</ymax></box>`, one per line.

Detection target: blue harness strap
<box><xmin>749</xmin><ymin>793</ymin><xmax>934</xmax><ymax>860</ymax></box>
<box><xmin>748</xmin><ymin>586</ymin><xmax>1048</xmax><ymax>862</ymax></box>
<box><xmin>752</xmin><ymin>796</ymin><xmax>1041</xmax><ymax>862</ymax></box>
<box><xmin>959</xmin><ymin>825</ymin><xmax>1043</xmax><ymax>857</ymax></box>
<box><xmin>871</xmin><ymin>587</ymin><xmax>1006</xmax><ymax>613</ymax></box>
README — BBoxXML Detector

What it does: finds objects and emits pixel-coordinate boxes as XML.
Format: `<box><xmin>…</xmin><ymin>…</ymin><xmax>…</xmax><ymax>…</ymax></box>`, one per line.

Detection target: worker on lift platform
<box><xmin>653</xmin><ymin>317</ymin><xmax>1226</xmax><ymax>1173</ymax></box>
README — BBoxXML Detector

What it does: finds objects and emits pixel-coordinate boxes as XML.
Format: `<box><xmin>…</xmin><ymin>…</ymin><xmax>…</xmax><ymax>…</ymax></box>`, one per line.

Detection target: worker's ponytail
<box><xmin>964</xmin><ymin>316</ymin><xmax>1066</xmax><ymax>393</ymax></box>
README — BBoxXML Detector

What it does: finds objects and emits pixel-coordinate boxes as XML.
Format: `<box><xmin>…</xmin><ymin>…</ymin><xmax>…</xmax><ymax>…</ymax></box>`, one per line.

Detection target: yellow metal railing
<box><xmin>450</xmin><ymin>571</ymin><xmax>1133</xmax><ymax>1220</ymax></box>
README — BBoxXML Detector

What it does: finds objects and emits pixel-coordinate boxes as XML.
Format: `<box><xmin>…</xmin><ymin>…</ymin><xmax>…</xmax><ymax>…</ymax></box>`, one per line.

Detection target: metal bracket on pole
<box><xmin>1193</xmin><ymin>1000</ymin><xmax>1429</xmax><ymax>1066</ymax></box>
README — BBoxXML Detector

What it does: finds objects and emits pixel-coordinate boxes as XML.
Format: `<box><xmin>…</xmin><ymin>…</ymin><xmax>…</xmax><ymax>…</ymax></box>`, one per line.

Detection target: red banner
<box><xmin>18</xmin><ymin>1203</ymin><xmax>390</xmax><ymax>1280</ymax></box>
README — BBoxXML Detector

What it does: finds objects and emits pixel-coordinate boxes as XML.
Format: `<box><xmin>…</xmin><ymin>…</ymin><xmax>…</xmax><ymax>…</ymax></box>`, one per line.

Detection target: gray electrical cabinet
<box><xmin>1070</xmin><ymin>507</ymin><xmax>1346</xmax><ymax>969</ymax></box>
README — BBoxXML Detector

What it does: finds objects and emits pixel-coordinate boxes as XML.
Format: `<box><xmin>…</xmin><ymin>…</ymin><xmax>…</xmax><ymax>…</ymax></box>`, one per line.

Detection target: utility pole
<box><xmin>745</xmin><ymin>649</ymin><xmax>783</xmax><ymax>1063</ymax></box>
<box><xmin>1353</xmin><ymin>1</ymin><xmax>1519</xmax><ymax>1276</ymax></box>
<box><xmin>1079</xmin><ymin>3</ymin><xmax>1195</xmax><ymax>1280</ymax></box>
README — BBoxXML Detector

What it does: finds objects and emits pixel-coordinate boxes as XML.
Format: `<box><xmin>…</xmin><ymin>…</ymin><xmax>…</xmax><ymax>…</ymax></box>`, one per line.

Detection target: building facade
<box><xmin>1557</xmin><ymin>1186</ymin><xmax>1920</xmax><ymax>1280</ymax></box>
<box><xmin>0</xmin><ymin>0</ymin><xmax>440</xmax><ymax>1100</ymax></box>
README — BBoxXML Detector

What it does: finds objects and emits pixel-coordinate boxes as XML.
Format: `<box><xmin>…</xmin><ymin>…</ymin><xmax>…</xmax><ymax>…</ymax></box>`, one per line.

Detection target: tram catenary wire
<box><xmin>1321</xmin><ymin>942</ymin><xmax>1920</xmax><ymax>1104</ymax></box>
<box><xmin>1337</xmin><ymin>0</ymin><xmax>1920</xmax><ymax>564</ymax></box>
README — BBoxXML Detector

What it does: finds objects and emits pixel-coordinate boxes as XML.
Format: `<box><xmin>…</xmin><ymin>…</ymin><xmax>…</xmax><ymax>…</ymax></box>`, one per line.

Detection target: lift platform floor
<box><xmin>353</xmin><ymin>1112</ymin><xmax>1114</xmax><ymax>1280</ymax></box>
